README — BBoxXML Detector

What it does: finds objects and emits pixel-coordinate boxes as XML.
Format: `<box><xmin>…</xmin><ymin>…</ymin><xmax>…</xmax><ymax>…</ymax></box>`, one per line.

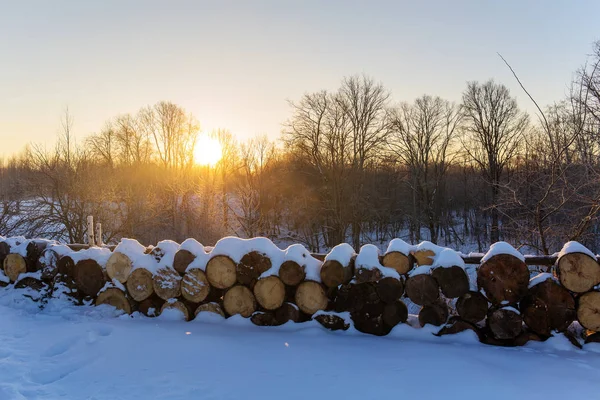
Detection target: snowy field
<box><xmin>0</xmin><ymin>291</ymin><xmax>599</xmax><ymax>400</ymax></box>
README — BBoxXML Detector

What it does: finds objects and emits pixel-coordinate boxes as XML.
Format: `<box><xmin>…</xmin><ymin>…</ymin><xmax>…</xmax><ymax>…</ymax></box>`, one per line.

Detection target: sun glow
<box><xmin>193</xmin><ymin>134</ymin><xmax>223</xmax><ymax>166</ymax></box>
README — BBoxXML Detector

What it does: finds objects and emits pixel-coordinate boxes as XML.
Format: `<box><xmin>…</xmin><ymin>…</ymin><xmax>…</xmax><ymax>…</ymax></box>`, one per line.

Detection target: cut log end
<box><xmin>160</xmin><ymin>299</ymin><xmax>190</xmax><ymax>321</ymax></box>
<box><xmin>432</xmin><ymin>266</ymin><xmax>469</xmax><ymax>298</ymax></box>
<box><xmin>181</xmin><ymin>268</ymin><xmax>210</xmax><ymax>303</ymax></box>
<box><xmin>96</xmin><ymin>288</ymin><xmax>132</xmax><ymax>314</ymax></box>
<box><xmin>206</xmin><ymin>255</ymin><xmax>237</xmax><ymax>289</ymax></box>
<box><xmin>126</xmin><ymin>268</ymin><xmax>154</xmax><ymax>302</ymax></box>
<box><xmin>152</xmin><ymin>267</ymin><xmax>182</xmax><ymax>301</ymax></box>
<box><xmin>558</xmin><ymin>252</ymin><xmax>600</xmax><ymax>293</ymax></box>
<box><xmin>223</xmin><ymin>285</ymin><xmax>256</xmax><ymax>317</ymax></box>
<box><xmin>418</xmin><ymin>302</ymin><xmax>449</xmax><ymax>327</ymax></box>
<box><xmin>376</xmin><ymin>277</ymin><xmax>404</xmax><ymax>304</ymax></box>
<box><xmin>577</xmin><ymin>291</ymin><xmax>600</xmax><ymax>332</ymax></box>
<box><xmin>487</xmin><ymin>308</ymin><xmax>523</xmax><ymax>340</ymax></box>
<box><xmin>253</xmin><ymin>275</ymin><xmax>285</xmax><ymax>310</ymax></box>
<box><xmin>278</xmin><ymin>260</ymin><xmax>305</xmax><ymax>286</ymax></box>
<box><xmin>237</xmin><ymin>251</ymin><xmax>272</xmax><ymax>286</ymax></box>
<box><xmin>405</xmin><ymin>274</ymin><xmax>440</xmax><ymax>306</ymax></box>
<box><xmin>295</xmin><ymin>281</ymin><xmax>328</xmax><ymax>315</ymax></box>
<box><xmin>477</xmin><ymin>254</ymin><xmax>529</xmax><ymax>305</ymax></box>
<box><xmin>173</xmin><ymin>249</ymin><xmax>196</xmax><ymax>275</ymax></box>
<box><xmin>382</xmin><ymin>300</ymin><xmax>408</xmax><ymax>327</ymax></box>
<box><xmin>382</xmin><ymin>251</ymin><xmax>411</xmax><ymax>275</ymax></box>
<box><xmin>456</xmin><ymin>291</ymin><xmax>488</xmax><ymax>324</ymax></box>
<box><xmin>412</xmin><ymin>249</ymin><xmax>435</xmax><ymax>266</ymax></box>
<box><xmin>106</xmin><ymin>252</ymin><xmax>133</xmax><ymax>283</ymax></box>
<box><xmin>3</xmin><ymin>253</ymin><xmax>27</xmax><ymax>282</ymax></box>
<box><xmin>315</xmin><ymin>313</ymin><xmax>350</xmax><ymax>331</ymax></box>
<box><xmin>320</xmin><ymin>259</ymin><xmax>353</xmax><ymax>288</ymax></box>
<box><xmin>74</xmin><ymin>259</ymin><xmax>106</xmax><ymax>297</ymax></box>
<box><xmin>194</xmin><ymin>302</ymin><xmax>226</xmax><ymax>318</ymax></box>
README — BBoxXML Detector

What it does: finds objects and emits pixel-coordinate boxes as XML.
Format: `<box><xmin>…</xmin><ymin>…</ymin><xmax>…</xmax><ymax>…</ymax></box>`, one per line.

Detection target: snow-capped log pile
<box><xmin>1</xmin><ymin>236</ymin><xmax>600</xmax><ymax>347</ymax></box>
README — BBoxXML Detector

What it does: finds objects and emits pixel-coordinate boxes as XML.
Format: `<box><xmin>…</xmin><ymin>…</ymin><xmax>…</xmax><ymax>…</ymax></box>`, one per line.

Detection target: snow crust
<box><xmin>278</xmin><ymin>243</ymin><xmax>322</xmax><ymax>282</ymax></box>
<box><xmin>481</xmin><ymin>242</ymin><xmax>525</xmax><ymax>264</ymax></box>
<box><xmin>385</xmin><ymin>238</ymin><xmax>411</xmax><ymax>255</ymax></box>
<box><xmin>529</xmin><ymin>273</ymin><xmax>558</xmax><ymax>289</ymax></box>
<box><xmin>558</xmin><ymin>241</ymin><xmax>596</xmax><ymax>260</ymax></box>
<box><xmin>69</xmin><ymin>247</ymin><xmax>112</xmax><ymax>266</ymax></box>
<box><xmin>355</xmin><ymin>244</ymin><xmax>400</xmax><ymax>279</ymax></box>
<box><xmin>324</xmin><ymin>243</ymin><xmax>355</xmax><ymax>266</ymax></box>
<box><xmin>432</xmin><ymin>248</ymin><xmax>465</xmax><ymax>269</ymax></box>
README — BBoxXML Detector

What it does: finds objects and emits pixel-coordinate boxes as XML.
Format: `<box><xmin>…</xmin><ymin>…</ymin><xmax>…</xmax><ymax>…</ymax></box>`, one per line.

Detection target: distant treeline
<box><xmin>2</xmin><ymin>42</ymin><xmax>600</xmax><ymax>254</ymax></box>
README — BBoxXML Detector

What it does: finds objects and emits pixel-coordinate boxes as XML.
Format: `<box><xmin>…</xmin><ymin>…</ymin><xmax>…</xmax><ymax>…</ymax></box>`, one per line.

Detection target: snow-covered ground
<box><xmin>0</xmin><ymin>290</ymin><xmax>599</xmax><ymax>400</ymax></box>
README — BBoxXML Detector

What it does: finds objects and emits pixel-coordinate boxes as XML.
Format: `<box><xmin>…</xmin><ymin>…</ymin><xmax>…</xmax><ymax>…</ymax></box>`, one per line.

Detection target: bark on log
<box><xmin>456</xmin><ymin>291</ymin><xmax>488</xmax><ymax>324</ymax></box>
<box><xmin>351</xmin><ymin>312</ymin><xmax>389</xmax><ymax>336</ymax></box>
<box><xmin>315</xmin><ymin>313</ymin><xmax>350</xmax><ymax>331</ymax></box>
<box><xmin>126</xmin><ymin>268</ymin><xmax>154</xmax><ymax>302</ymax></box>
<box><xmin>3</xmin><ymin>253</ymin><xmax>26</xmax><ymax>282</ymax></box>
<box><xmin>295</xmin><ymin>281</ymin><xmax>328</xmax><ymax>315</ymax></box>
<box><xmin>96</xmin><ymin>287</ymin><xmax>132</xmax><ymax>314</ymax></box>
<box><xmin>160</xmin><ymin>299</ymin><xmax>190</xmax><ymax>321</ymax></box>
<box><xmin>376</xmin><ymin>277</ymin><xmax>404</xmax><ymax>304</ymax></box>
<box><xmin>350</xmin><ymin>282</ymin><xmax>384</xmax><ymax>316</ymax></box>
<box><xmin>194</xmin><ymin>302</ymin><xmax>226</xmax><ymax>318</ymax></box>
<box><xmin>278</xmin><ymin>260</ymin><xmax>305</xmax><ymax>286</ymax></box>
<box><xmin>14</xmin><ymin>276</ymin><xmax>47</xmax><ymax>292</ymax></box>
<box><xmin>521</xmin><ymin>280</ymin><xmax>575</xmax><ymax>336</ymax></box>
<box><xmin>205</xmin><ymin>255</ymin><xmax>237</xmax><ymax>289</ymax></box>
<box><xmin>419</xmin><ymin>301</ymin><xmax>449</xmax><ymax>327</ymax></box>
<box><xmin>584</xmin><ymin>331</ymin><xmax>600</xmax><ymax>344</ymax></box>
<box><xmin>412</xmin><ymin>249</ymin><xmax>435</xmax><ymax>266</ymax></box>
<box><xmin>382</xmin><ymin>251</ymin><xmax>411</xmax><ymax>275</ymax></box>
<box><xmin>514</xmin><ymin>330</ymin><xmax>545</xmax><ymax>347</ymax></box>
<box><xmin>557</xmin><ymin>252</ymin><xmax>600</xmax><ymax>293</ymax></box>
<box><xmin>251</xmin><ymin>311</ymin><xmax>281</xmax><ymax>326</ymax></box>
<box><xmin>181</xmin><ymin>268</ymin><xmax>210</xmax><ymax>303</ymax></box>
<box><xmin>0</xmin><ymin>241</ymin><xmax>10</xmax><ymax>267</ymax></box>
<box><xmin>320</xmin><ymin>259</ymin><xmax>354</xmax><ymax>288</ymax></box>
<box><xmin>332</xmin><ymin>284</ymin><xmax>354</xmax><ymax>313</ymax></box>
<box><xmin>57</xmin><ymin>255</ymin><xmax>75</xmax><ymax>277</ymax></box>
<box><xmin>253</xmin><ymin>275</ymin><xmax>285</xmax><ymax>310</ymax></box>
<box><xmin>152</xmin><ymin>267</ymin><xmax>181</xmax><ymax>301</ymax></box>
<box><xmin>37</xmin><ymin>248</ymin><xmax>60</xmax><ymax>281</ymax></box>
<box><xmin>405</xmin><ymin>274</ymin><xmax>440</xmax><ymax>306</ymax></box>
<box><xmin>173</xmin><ymin>249</ymin><xmax>196</xmax><ymax>275</ymax></box>
<box><xmin>382</xmin><ymin>300</ymin><xmax>408</xmax><ymax>327</ymax></box>
<box><xmin>25</xmin><ymin>240</ymin><xmax>47</xmax><ymax>272</ymax></box>
<box><xmin>74</xmin><ymin>259</ymin><xmax>106</xmax><ymax>297</ymax></box>
<box><xmin>274</xmin><ymin>302</ymin><xmax>300</xmax><ymax>324</ymax></box>
<box><xmin>477</xmin><ymin>254</ymin><xmax>529</xmax><ymax>305</ymax></box>
<box><xmin>436</xmin><ymin>318</ymin><xmax>481</xmax><ymax>339</ymax></box>
<box><xmin>577</xmin><ymin>291</ymin><xmax>600</xmax><ymax>332</ymax></box>
<box><xmin>237</xmin><ymin>251</ymin><xmax>272</xmax><ymax>286</ymax></box>
<box><xmin>137</xmin><ymin>294</ymin><xmax>164</xmax><ymax>317</ymax></box>
<box><xmin>487</xmin><ymin>308</ymin><xmax>523</xmax><ymax>340</ymax></box>
<box><xmin>223</xmin><ymin>285</ymin><xmax>256</xmax><ymax>317</ymax></box>
<box><xmin>432</xmin><ymin>266</ymin><xmax>469</xmax><ymax>298</ymax></box>
<box><xmin>106</xmin><ymin>252</ymin><xmax>133</xmax><ymax>283</ymax></box>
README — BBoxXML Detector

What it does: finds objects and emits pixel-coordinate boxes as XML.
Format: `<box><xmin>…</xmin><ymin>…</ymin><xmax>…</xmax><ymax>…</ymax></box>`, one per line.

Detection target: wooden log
<box><xmin>173</xmin><ymin>249</ymin><xmax>196</xmax><ymax>275</ymax></box>
<box><xmin>514</xmin><ymin>330</ymin><xmax>545</xmax><ymax>347</ymax></box>
<box><xmin>456</xmin><ymin>291</ymin><xmax>488</xmax><ymax>324</ymax></box>
<box><xmin>181</xmin><ymin>268</ymin><xmax>210</xmax><ymax>303</ymax></box>
<box><xmin>315</xmin><ymin>313</ymin><xmax>350</xmax><ymax>331</ymax></box>
<box><xmin>432</xmin><ymin>266</ymin><xmax>469</xmax><ymax>298</ymax></box>
<box><xmin>376</xmin><ymin>277</ymin><xmax>404</xmax><ymax>304</ymax></box>
<box><xmin>405</xmin><ymin>274</ymin><xmax>440</xmax><ymax>306</ymax></box>
<box><xmin>557</xmin><ymin>252</ymin><xmax>600</xmax><ymax>293</ymax></box>
<box><xmin>237</xmin><ymin>251</ymin><xmax>272</xmax><ymax>286</ymax></box>
<box><xmin>350</xmin><ymin>282</ymin><xmax>384</xmax><ymax>316</ymax></box>
<box><xmin>251</xmin><ymin>311</ymin><xmax>281</xmax><ymax>326</ymax></box>
<box><xmin>487</xmin><ymin>307</ymin><xmax>523</xmax><ymax>340</ymax></box>
<box><xmin>333</xmin><ymin>284</ymin><xmax>354</xmax><ymax>313</ymax></box>
<box><xmin>0</xmin><ymin>241</ymin><xmax>10</xmax><ymax>267</ymax></box>
<box><xmin>14</xmin><ymin>276</ymin><xmax>47</xmax><ymax>292</ymax></box>
<box><xmin>57</xmin><ymin>255</ymin><xmax>75</xmax><ymax>277</ymax></box>
<box><xmin>436</xmin><ymin>318</ymin><xmax>482</xmax><ymax>339</ymax></box>
<box><xmin>477</xmin><ymin>254</ymin><xmax>529</xmax><ymax>305</ymax></box>
<box><xmin>194</xmin><ymin>302</ymin><xmax>226</xmax><ymax>318</ymax></box>
<box><xmin>152</xmin><ymin>267</ymin><xmax>181</xmax><ymax>301</ymax></box>
<box><xmin>205</xmin><ymin>255</ymin><xmax>237</xmax><ymax>289</ymax></box>
<box><xmin>418</xmin><ymin>301</ymin><xmax>449</xmax><ymax>327</ymax></box>
<box><xmin>584</xmin><ymin>331</ymin><xmax>600</xmax><ymax>344</ymax></box>
<box><xmin>412</xmin><ymin>249</ymin><xmax>435</xmax><ymax>266</ymax></box>
<box><xmin>521</xmin><ymin>280</ymin><xmax>575</xmax><ymax>336</ymax></box>
<box><xmin>274</xmin><ymin>302</ymin><xmax>300</xmax><ymax>324</ymax></box>
<box><xmin>577</xmin><ymin>291</ymin><xmax>600</xmax><ymax>331</ymax></box>
<box><xmin>25</xmin><ymin>240</ymin><xmax>48</xmax><ymax>272</ymax></box>
<box><xmin>137</xmin><ymin>294</ymin><xmax>164</xmax><ymax>317</ymax></box>
<box><xmin>320</xmin><ymin>259</ymin><xmax>354</xmax><ymax>288</ymax></box>
<box><xmin>37</xmin><ymin>248</ymin><xmax>60</xmax><ymax>281</ymax></box>
<box><xmin>96</xmin><ymin>287</ymin><xmax>132</xmax><ymax>314</ymax></box>
<box><xmin>382</xmin><ymin>251</ymin><xmax>411</xmax><ymax>275</ymax></box>
<box><xmin>351</xmin><ymin>311</ymin><xmax>389</xmax><ymax>336</ymax></box>
<box><xmin>355</xmin><ymin>267</ymin><xmax>383</xmax><ymax>284</ymax></box>
<box><xmin>223</xmin><ymin>285</ymin><xmax>256</xmax><ymax>317</ymax></box>
<box><xmin>3</xmin><ymin>253</ymin><xmax>26</xmax><ymax>282</ymax></box>
<box><xmin>105</xmin><ymin>252</ymin><xmax>133</xmax><ymax>283</ymax></box>
<box><xmin>382</xmin><ymin>300</ymin><xmax>408</xmax><ymax>327</ymax></box>
<box><xmin>278</xmin><ymin>260</ymin><xmax>305</xmax><ymax>286</ymax></box>
<box><xmin>253</xmin><ymin>275</ymin><xmax>285</xmax><ymax>310</ymax></box>
<box><xmin>160</xmin><ymin>299</ymin><xmax>190</xmax><ymax>321</ymax></box>
<box><xmin>295</xmin><ymin>281</ymin><xmax>328</xmax><ymax>315</ymax></box>
<box><xmin>126</xmin><ymin>268</ymin><xmax>154</xmax><ymax>302</ymax></box>
<box><xmin>74</xmin><ymin>259</ymin><xmax>106</xmax><ymax>297</ymax></box>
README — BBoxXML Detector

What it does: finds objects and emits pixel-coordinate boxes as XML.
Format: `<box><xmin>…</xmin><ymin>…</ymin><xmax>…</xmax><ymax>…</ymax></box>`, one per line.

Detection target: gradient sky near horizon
<box><xmin>1</xmin><ymin>0</ymin><xmax>599</xmax><ymax>157</ymax></box>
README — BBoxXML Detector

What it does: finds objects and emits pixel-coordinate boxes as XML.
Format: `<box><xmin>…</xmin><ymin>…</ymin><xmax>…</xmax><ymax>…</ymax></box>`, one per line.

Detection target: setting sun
<box><xmin>193</xmin><ymin>134</ymin><xmax>223</xmax><ymax>166</ymax></box>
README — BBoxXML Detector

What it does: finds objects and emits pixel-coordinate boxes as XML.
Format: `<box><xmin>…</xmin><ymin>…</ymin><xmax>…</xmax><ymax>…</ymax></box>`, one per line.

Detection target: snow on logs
<box><xmin>4</xmin><ymin>235</ymin><xmax>600</xmax><ymax>348</ymax></box>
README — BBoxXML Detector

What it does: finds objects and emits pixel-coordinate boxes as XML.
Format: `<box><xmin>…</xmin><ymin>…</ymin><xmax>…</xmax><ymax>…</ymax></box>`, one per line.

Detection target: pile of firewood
<box><xmin>0</xmin><ymin>236</ymin><xmax>599</xmax><ymax>347</ymax></box>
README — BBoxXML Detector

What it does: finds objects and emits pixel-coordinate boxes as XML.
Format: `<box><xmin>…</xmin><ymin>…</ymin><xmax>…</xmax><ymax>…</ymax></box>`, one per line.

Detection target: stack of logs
<box><xmin>1</xmin><ymin>236</ymin><xmax>600</xmax><ymax>347</ymax></box>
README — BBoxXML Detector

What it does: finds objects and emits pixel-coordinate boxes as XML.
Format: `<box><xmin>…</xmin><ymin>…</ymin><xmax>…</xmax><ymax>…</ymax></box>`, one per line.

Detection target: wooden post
<box><xmin>95</xmin><ymin>222</ymin><xmax>103</xmax><ymax>246</ymax></box>
<box><xmin>87</xmin><ymin>216</ymin><xmax>95</xmax><ymax>246</ymax></box>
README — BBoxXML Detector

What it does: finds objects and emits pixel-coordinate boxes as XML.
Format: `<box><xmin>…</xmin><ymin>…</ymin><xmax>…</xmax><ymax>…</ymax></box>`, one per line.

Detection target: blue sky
<box><xmin>0</xmin><ymin>0</ymin><xmax>598</xmax><ymax>155</ymax></box>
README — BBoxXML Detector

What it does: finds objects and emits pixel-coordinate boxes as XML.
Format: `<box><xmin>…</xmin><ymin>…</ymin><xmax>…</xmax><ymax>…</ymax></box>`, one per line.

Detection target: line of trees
<box><xmin>2</xmin><ymin>43</ymin><xmax>600</xmax><ymax>254</ymax></box>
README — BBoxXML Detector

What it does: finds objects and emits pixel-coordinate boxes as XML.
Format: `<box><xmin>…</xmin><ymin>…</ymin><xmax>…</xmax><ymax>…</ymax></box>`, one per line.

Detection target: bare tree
<box><xmin>461</xmin><ymin>80</ymin><xmax>529</xmax><ymax>242</ymax></box>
